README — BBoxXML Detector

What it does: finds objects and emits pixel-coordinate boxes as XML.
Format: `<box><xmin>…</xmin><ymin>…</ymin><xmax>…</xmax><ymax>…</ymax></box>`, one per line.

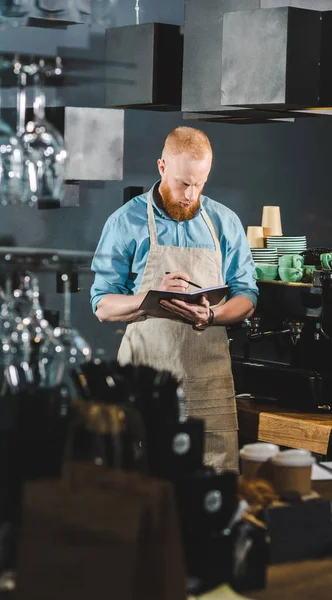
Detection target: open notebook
<box><xmin>139</xmin><ymin>285</ymin><xmax>229</xmax><ymax>313</ymax></box>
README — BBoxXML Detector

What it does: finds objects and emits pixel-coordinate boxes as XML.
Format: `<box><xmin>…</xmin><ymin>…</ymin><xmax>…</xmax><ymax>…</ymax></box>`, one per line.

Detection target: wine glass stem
<box><xmin>16</xmin><ymin>70</ymin><xmax>27</xmax><ymax>136</ymax></box>
<box><xmin>63</xmin><ymin>277</ymin><xmax>71</xmax><ymax>328</ymax></box>
<box><xmin>33</xmin><ymin>70</ymin><xmax>46</xmax><ymax>121</ymax></box>
<box><xmin>31</xmin><ymin>273</ymin><xmax>44</xmax><ymax>315</ymax></box>
<box><xmin>135</xmin><ymin>0</ymin><xmax>140</xmax><ymax>24</ymax></box>
<box><xmin>0</xmin><ymin>74</ymin><xmax>2</xmax><ymax>122</ymax></box>
<box><xmin>5</xmin><ymin>273</ymin><xmax>12</xmax><ymax>298</ymax></box>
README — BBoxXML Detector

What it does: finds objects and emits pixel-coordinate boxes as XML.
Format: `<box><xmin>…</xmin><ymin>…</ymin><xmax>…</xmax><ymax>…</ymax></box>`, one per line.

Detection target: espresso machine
<box><xmin>230</xmin><ymin>266</ymin><xmax>332</xmax><ymax>413</ymax></box>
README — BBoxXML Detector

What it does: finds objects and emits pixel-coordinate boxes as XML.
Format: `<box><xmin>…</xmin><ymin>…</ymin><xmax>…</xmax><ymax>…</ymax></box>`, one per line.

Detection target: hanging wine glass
<box><xmin>0</xmin><ymin>64</ymin><xmax>25</xmax><ymax>207</ymax></box>
<box><xmin>0</xmin><ymin>273</ymin><xmax>23</xmax><ymax>395</ymax></box>
<box><xmin>0</xmin><ymin>120</ymin><xmax>24</xmax><ymax>207</ymax></box>
<box><xmin>0</xmin><ymin>269</ymin><xmax>65</xmax><ymax>391</ymax></box>
<box><xmin>4</xmin><ymin>272</ymin><xmax>37</xmax><ymax>391</ymax></box>
<box><xmin>20</xmin><ymin>272</ymin><xmax>65</xmax><ymax>388</ymax></box>
<box><xmin>91</xmin><ymin>0</ymin><xmax>118</xmax><ymax>26</ymax></box>
<box><xmin>135</xmin><ymin>0</ymin><xmax>140</xmax><ymax>25</ymax></box>
<box><xmin>54</xmin><ymin>274</ymin><xmax>91</xmax><ymax>366</ymax></box>
<box><xmin>13</xmin><ymin>67</ymin><xmax>39</xmax><ymax>206</ymax></box>
<box><xmin>0</xmin><ymin>0</ymin><xmax>33</xmax><ymax>27</ymax></box>
<box><xmin>22</xmin><ymin>62</ymin><xmax>68</xmax><ymax>208</ymax></box>
<box><xmin>75</xmin><ymin>0</ymin><xmax>91</xmax><ymax>22</ymax></box>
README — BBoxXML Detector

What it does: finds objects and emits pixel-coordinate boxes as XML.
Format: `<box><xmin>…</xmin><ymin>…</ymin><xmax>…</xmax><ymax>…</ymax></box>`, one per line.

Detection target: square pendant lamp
<box><xmin>182</xmin><ymin>0</ymin><xmax>332</xmax><ymax>120</ymax></box>
<box><xmin>64</xmin><ymin>107</ymin><xmax>124</xmax><ymax>181</ymax></box>
<box><xmin>105</xmin><ymin>23</ymin><xmax>183</xmax><ymax>109</ymax></box>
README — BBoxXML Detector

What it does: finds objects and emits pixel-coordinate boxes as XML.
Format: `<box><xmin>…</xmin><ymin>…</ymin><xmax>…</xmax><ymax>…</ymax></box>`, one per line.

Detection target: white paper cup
<box><xmin>271</xmin><ymin>449</ymin><xmax>315</xmax><ymax>495</ymax></box>
<box><xmin>240</xmin><ymin>443</ymin><xmax>279</xmax><ymax>480</ymax></box>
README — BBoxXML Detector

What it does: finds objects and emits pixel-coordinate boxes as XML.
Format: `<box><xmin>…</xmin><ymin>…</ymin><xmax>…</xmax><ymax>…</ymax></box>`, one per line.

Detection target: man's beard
<box><xmin>159</xmin><ymin>182</ymin><xmax>201</xmax><ymax>221</ymax></box>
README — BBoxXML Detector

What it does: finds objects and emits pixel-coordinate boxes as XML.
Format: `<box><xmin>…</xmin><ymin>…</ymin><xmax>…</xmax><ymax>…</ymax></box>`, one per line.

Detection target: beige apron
<box><xmin>118</xmin><ymin>189</ymin><xmax>238</xmax><ymax>471</ymax></box>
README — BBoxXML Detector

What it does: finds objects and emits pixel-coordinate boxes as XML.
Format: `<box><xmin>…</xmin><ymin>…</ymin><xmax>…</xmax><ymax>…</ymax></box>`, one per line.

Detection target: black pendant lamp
<box><xmin>182</xmin><ymin>0</ymin><xmax>332</xmax><ymax>119</ymax></box>
<box><xmin>105</xmin><ymin>22</ymin><xmax>183</xmax><ymax>109</ymax></box>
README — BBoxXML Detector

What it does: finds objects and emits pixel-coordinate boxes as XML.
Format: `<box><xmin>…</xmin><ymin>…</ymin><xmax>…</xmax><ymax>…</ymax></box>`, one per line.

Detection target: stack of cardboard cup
<box><xmin>240</xmin><ymin>442</ymin><xmax>280</xmax><ymax>480</ymax></box>
<box><xmin>247</xmin><ymin>226</ymin><xmax>265</xmax><ymax>248</ymax></box>
<box><xmin>261</xmin><ymin>206</ymin><xmax>283</xmax><ymax>237</ymax></box>
<box><xmin>270</xmin><ymin>449</ymin><xmax>315</xmax><ymax>495</ymax></box>
<box><xmin>240</xmin><ymin>444</ymin><xmax>315</xmax><ymax>497</ymax></box>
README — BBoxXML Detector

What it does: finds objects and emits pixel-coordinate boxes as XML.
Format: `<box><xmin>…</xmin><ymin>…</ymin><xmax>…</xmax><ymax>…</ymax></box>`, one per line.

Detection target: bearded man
<box><xmin>90</xmin><ymin>126</ymin><xmax>258</xmax><ymax>471</ymax></box>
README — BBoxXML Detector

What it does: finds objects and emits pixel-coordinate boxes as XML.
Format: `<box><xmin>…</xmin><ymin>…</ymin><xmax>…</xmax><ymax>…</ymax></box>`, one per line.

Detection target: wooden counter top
<box><xmin>237</xmin><ymin>398</ymin><xmax>332</xmax><ymax>456</ymax></box>
<box><xmin>257</xmin><ymin>279</ymin><xmax>312</xmax><ymax>287</ymax></box>
<box><xmin>188</xmin><ymin>559</ymin><xmax>332</xmax><ymax>600</ymax></box>
<box><xmin>14</xmin><ymin>466</ymin><xmax>332</xmax><ymax>600</ymax></box>
<box><xmin>246</xmin><ymin>558</ymin><xmax>332</xmax><ymax>600</ymax></box>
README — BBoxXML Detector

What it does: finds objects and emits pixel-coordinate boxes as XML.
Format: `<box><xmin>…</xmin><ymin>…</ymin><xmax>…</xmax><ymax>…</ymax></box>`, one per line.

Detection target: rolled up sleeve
<box><xmin>90</xmin><ymin>216</ymin><xmax>131</xmax><ymax>313</ymax></box>
<box><xmin>223</xmin><ymin>213</ymin><xmax>258</xmax><ymax>308</ymax></box>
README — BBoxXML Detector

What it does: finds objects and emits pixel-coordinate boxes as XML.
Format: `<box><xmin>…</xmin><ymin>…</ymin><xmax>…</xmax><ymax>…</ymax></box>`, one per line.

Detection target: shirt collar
<box><xmin>145</xmin><ymin>180</ymin><xmax>204</xmax><ymax>221</ymax></box>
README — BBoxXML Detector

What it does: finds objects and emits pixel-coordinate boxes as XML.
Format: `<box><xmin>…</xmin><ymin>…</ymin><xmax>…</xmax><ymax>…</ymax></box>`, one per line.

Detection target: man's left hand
<box><xmin>159</xmin><ymin>294</ymin><xmax>210</xmax><ymax>326</ymax></box>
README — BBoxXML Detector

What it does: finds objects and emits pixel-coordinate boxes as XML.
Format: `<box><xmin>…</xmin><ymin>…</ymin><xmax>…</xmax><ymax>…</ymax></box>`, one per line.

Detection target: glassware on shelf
<box><xmin>0</xmin><ymin>252</ymin><xmax>92</xmax><ymax>396</ymax></box>
<box><xmin>0</xmin><ymin>57</ymin><xmax>68</xmax><ymax>207</ymax></box>
<box><xmin>0</xmin><ymin>270</ymin><xmax>66</xmax><ymax>393</ymax></box>
<box><xmin>54</xmin><ymin>274</ymin><xmax>91</xmax><ymax>366</ymax></box>
<box><xmin>15</xmin><ymin>67</ymin><xmax>38</xmax><ymax>206</ymax></box>
<box><xmin>0</xmin><ymin>119</ymin><xmax>24</xmax><ymax>207</ymax></box>
<box><xmin>22</xmin><ymin>273</ymin><xmax>66</xmax><ymax>388</ymax></box>
<box><xmin>21</xmin><ymin>63</ymin><xmax>68</xmax><ymax>208</ymax></box>
<box><xmin>0</xmin><ymin>273</ymin><xmax>25</xmax><ymax>394</ymax></box>
<box><xmin>0</xmin><ymin>62</ymin><xmax>25</xmax><ymax>207</ymax></box>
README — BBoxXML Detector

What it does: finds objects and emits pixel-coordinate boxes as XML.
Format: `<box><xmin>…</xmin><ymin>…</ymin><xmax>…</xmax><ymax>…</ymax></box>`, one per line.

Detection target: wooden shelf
<box><xmin>256</xmin><ymin>280</ymin><xmax>312</xmax><ymax>287</ymax></box>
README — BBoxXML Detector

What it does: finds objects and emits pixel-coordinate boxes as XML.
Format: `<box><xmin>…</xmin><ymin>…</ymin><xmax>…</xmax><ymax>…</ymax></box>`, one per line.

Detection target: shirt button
<box><xmin>179</xmin><ymin>222</ymin><xmax>184</xmax><ymax>226</ymax></box>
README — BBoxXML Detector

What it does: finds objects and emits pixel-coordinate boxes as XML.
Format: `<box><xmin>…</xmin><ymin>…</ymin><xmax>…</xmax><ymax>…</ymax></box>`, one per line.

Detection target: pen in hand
<box><xmin>165</xmin><ymin>272</ymin><xmax>202</xmax><ymax>289</ymax></box>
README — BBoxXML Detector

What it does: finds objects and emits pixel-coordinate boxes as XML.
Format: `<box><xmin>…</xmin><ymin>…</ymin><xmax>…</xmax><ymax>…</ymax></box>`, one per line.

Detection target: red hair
<box><xmin>163</xmin><ymin>127</ymin><xmax>212</xmax><ymax>159</ymax></box>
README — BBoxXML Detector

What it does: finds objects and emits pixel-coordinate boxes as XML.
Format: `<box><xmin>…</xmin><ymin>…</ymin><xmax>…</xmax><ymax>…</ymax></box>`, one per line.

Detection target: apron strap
<box><xmin>200</xmin><ymin>209</ymin><xmax>223</xmax><ymax>276</ymax></box>
<box><xmin>201</xmin><ymin>208</ymin><xmax>221</xmax><ymax>259</ymax></box>
<box><xmin>147</xmin><ymin>188</ymin><xmax>158</xmax><ymax>246</ymax></box>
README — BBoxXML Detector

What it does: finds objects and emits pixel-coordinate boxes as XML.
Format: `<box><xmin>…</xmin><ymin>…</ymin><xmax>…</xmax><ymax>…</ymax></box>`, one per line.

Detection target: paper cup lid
<box><xmin>240</xmin><ymin>442</ymin><xmax>280</xmax><ymax>461</ymax></box>
<box><xmin>271</xmin><ymin>449</ymin><xmax>315</xmax><ymax>467</ymax></box>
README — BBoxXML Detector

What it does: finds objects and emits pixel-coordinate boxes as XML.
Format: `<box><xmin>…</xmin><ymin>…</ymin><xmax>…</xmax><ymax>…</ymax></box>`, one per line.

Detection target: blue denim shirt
<box><xmin>90</xmin><ymin>186</ymin><xmax>258</xmax><ymax>312</ymax></box>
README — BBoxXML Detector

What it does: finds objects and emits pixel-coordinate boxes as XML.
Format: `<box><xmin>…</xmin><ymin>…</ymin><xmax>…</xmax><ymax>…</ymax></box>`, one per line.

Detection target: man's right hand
<box><xmin>158</xmin><ymin>271</ymin><xmax>190</xmax><ymax>292</ymax></box>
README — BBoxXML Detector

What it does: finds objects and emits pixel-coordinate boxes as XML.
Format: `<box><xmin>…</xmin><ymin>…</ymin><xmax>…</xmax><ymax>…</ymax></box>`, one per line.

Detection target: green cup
<box><xmin>278</xmin><ymin>254</ymin><xmax>304</xmax><ymax>269</ymax></box>
<box><xmin>302</xmin><ymin>265</ymin><xmax>315</xmax><ymax>283</ymax></box>
<box><xmin>278</xmin><ymin>267</ymin><xmax>303</xmax><ymax>282</ymax></box>
<box><xmin>254</xmin><ymin>264</ymin><xmax>278</xmax><ymax>281</ymax></box>
<box><xmin>320</xmin><ymin>253</ymin><xmax>332</xmax><ymax>270</ymax></box>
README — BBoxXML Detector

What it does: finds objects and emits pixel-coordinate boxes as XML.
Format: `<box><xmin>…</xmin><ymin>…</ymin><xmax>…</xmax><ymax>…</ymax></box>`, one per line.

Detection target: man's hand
<box><xmin>158</xmin><ymin>271</ymin><xmax>190</xmax><ymax>292</ymax></box>
<box><xmin>160</xmin><ymin>294</ymin><xmax>210</xmax><ymax>326</ymax></box>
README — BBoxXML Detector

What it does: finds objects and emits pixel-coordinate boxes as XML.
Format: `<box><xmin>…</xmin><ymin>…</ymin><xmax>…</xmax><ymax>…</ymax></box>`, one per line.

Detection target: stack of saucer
<box><xmin>251</xmin><ymin>248</ymin><xmax>278</xmax><ymax>264</ymax></box>
<box><xmin>266</xmin><ymin>236</ymin><xmax>307</xmax><ymax>258</ymax></box>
